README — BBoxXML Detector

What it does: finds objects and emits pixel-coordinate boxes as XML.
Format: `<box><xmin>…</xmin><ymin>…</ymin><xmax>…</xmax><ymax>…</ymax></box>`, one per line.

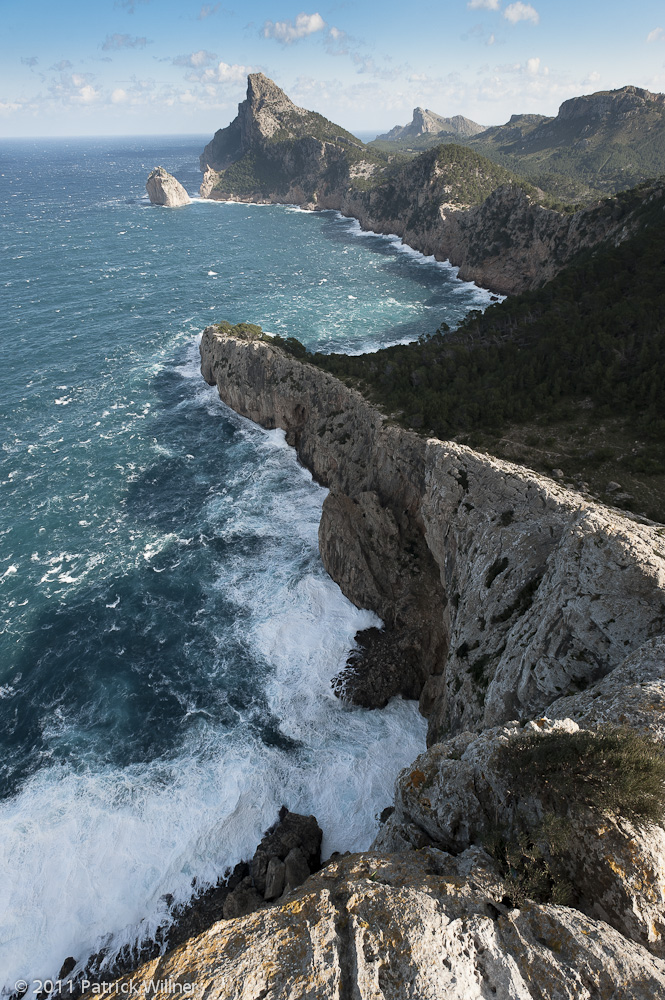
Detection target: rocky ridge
<box><xmin>146</xmin><ymin>166</ymin><xmax>191</xmax><ymax>207</ymax></box>
<box><xmin>376</xmin><ymin>106</ymin><xmax>485</xmax><ymax>142</ymax></box>
<box><xmin>85</xmin><ymin>325</ymin><xmax>665</xmax><ymax>997</ymax></box>
<box><xmin>198</xmin><ymin>76</ymin><xmax>663</xmax><ymax>294</ymax></box>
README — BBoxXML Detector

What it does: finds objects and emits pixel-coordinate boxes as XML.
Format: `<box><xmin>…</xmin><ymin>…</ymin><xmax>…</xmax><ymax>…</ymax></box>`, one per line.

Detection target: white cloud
<box><xmin>647</xmin><ymin>27</ymin><xmax>665</xmax><ymax>44</ymax></box>
<box><xmin>198</xmin><ymin>3</ymin><xmax>220</xmax><ymax>18</ymax></box>
<box><xmin>262</xmin><ymin>12</ymin><xmax>326</xmax><ymax>44</ymax></box>
<box><xmin>197</xmin><ymin>61</ymin><xmax>255</xmax><ymax>85</ymax></box>
<box><xmin>526</xmin><ymin>56</ymin><xmax>540</xmax><ymax>74</ymax></box>
<box><xmin>468</xmin><ymin>0</ymin><xmax>500</xmax><ymax>9</ymax></box>
<box><xmin>504</xmin><ymin>3</ymin><xmax>540</xmax><ymax>25</ymax></box>
<box><xmin>102</xmin><ymin>34</ymin><xmax>151</xmax><ymax>52</ymax></box>
<box><xmin>487</xmin><ymin>33</ymin><xmax>496</xmax><ymax>45</ymax></box>
<box><xmin>76</xmin><ymin>84</ymin><xmax>99</xmax><ymax>103</ymax></box>
<box><xmin>172</xmin><ymin>50</ymin><xmax>218</xmax><ymax>68</ymax></box>
<box><xmin>111</xmin><ymin>88</ymin><xmax>128</xmax><ymax>103</ymax></box>
<box><xmin>50</xmin><ymin>59</ymin><xmax>73</xmax><ymax>71</ymax></box>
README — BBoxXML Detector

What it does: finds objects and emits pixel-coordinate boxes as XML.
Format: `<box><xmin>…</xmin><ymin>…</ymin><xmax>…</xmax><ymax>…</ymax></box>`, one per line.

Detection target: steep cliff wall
<box><xmin>200</xmin><ymin>325</ymin><xmax>665</xmax><ymax>744</ymax></box>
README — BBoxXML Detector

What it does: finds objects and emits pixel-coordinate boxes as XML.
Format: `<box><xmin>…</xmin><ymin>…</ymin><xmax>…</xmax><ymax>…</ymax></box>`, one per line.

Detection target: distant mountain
<box><xmin>198</xmin><ymin>74</ymin><xmax>665</xmax><ymax>294</ymax></box>
<box><xmin>464</xmin><ymin>86</ymin><xmax>665</xmax><ymax>200</ymax></box>
<box><xmin>375</xmin><ymin>107</ymin><xmax>485</xmax><ymax>142</ymax></box>
<box><xmin>370</xmin><ymin>87</ymin><xmax>665</xmax><ymax>202</ymax></box>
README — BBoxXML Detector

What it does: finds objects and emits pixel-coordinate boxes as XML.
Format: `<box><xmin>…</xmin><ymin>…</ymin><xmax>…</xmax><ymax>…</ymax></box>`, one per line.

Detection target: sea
<box><xmin>0</xmin><ymin>135</ymin><xmax>493</xmax><ymax>988</ymax></box>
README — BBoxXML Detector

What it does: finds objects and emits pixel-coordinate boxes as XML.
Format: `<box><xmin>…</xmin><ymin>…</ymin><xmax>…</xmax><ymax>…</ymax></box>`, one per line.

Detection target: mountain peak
<box><xmin>246</xmin><ymin>72</ymin><xmax>296</xmax><ymax>111</ymax></box>
<box><xmin>376</xmin><ymin>108</ymin><xmax>485</xmax><ymax>143</ymax></box>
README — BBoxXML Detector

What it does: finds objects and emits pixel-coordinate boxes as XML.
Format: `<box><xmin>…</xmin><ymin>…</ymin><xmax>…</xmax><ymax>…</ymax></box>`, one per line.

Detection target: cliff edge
<box><xmin>200</xmin><ymin>323</ymin><xmax>665</xmax><ymax>742</ymax></box>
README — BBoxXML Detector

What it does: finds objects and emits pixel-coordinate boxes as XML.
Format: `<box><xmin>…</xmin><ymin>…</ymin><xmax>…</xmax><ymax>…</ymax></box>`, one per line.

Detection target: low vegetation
<box><xmin>485</xmin><ymin>725</ymin><xmax>665</xmax><ymax>906</ymax></box>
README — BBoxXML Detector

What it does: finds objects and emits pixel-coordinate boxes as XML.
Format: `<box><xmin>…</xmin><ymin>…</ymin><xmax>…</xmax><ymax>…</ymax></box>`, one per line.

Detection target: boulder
<box><xmin>146</xmin><ymin>166</ymin><xmax>191</xmax><ymax>207</ymax></box>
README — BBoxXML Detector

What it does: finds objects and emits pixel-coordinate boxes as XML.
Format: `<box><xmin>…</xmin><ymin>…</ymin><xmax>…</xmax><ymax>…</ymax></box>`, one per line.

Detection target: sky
<box><xmin>1</xmin><ymin>0</ymin><xmax>665</xmax><ymax>137</ymax></box>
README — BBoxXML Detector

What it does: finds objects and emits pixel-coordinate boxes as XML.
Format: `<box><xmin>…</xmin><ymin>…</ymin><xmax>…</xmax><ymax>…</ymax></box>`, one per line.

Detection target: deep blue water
<box><xmin>0</xmin><ymin>135</ymin><xmax>492</xmax><ymax>986</ymax></box>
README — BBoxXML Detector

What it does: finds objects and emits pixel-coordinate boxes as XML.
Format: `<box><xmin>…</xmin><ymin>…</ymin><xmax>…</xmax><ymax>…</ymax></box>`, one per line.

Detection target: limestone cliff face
<box><xmin>145</xmin><ymin>167</ymin><xmax>191</xmax><ymax>207</ymax></box>
<box><xmin>200</xmin><ymin>325</ymin><xmax>665</xmax><ymax>743</ymax></box>
<box><xmin>104</xmin><ymin>848</ymin><xmax>665</xmax><ymax>999</ymax></box>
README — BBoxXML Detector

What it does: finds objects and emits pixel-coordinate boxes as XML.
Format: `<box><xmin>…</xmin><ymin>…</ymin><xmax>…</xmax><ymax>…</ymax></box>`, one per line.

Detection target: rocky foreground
<box><xmin>89</xmin><ymin>324</ymin><xmax>665</xmax><ymax>997</ymax></box>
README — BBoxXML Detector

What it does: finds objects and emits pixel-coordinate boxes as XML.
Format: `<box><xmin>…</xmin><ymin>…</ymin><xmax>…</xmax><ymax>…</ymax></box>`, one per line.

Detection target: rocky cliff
<box><xmin>200</xmin><ymin>323</ymin><xmax>665</xmax><ymax>742</ymax></box>
<box><xmin>99</xmin><ymin>849</ymin><xmax>665</xmax><ymax>999</ymax></box>
<box><xmin>86</xmin><ymin>323</ymin><xmax>665</xmax><ymax>998</ymax></box>
<box><xmin>146</xmin><ymin>166</ymin><xmax>191</xmax><ymax>207</ymax></box>
<box><xmin>198</xmin><ymin>76</ymin><xmax>661</xmax><ymax>294</ymax></box>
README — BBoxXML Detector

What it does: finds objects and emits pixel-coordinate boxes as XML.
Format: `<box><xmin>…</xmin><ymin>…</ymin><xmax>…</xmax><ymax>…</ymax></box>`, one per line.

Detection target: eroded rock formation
<box><xmin>146</xmin><ymin>166</ymin><xmax>191</xmax><ymax>207</ymax></box>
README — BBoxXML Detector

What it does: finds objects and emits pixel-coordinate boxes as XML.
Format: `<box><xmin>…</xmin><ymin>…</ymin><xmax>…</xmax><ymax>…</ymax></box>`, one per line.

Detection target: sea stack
<box><xmin>145</xmin><ymin>166</ymin><xmax>191</xmax><ymax>207</ymax></box>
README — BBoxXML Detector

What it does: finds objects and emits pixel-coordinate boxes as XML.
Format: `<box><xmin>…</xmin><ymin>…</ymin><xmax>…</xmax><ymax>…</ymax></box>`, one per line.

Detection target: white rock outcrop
<box><xmin>146</xmin><ymin>166</ymin><xmax>191</xmax><ymax>207</ymax></box>
<box><xmin>102</xmin><ymin>850</ymin><xmax>665</xmax><ymax>999</ymax></box>
<box><xmin>373</xmin><ymin>718</ymin><xmax>665</xmax><ymax>956</ymax></box>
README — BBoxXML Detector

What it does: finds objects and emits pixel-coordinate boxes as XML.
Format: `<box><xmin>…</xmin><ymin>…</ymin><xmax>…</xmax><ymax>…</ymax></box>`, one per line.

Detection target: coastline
<box><xmin>199</xmin><ymin>323</ymin><xmax>665</xmax><ymax>740</ymax></box>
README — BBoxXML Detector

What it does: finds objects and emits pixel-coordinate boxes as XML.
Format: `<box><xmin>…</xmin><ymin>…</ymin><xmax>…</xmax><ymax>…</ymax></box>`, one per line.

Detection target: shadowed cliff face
<box><xmin>200</xmin><ymin>325</ymin><xmax>665</xmax><ymax>744</ymax></box>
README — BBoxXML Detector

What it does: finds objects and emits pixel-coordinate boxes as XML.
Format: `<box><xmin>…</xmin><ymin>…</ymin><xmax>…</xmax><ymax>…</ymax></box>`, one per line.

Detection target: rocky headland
<box><xmin>197</xmin><ymin>75</ymin><xmax>664</xmax><ymax>294</ymax></box>
<box><xmin>80</xmin><ymin>322</ymin><xmax>665</xmax><ymax>997</ymax></box>
<box><xmin>146</xmin><ymin>166</ymin><xmax>192</xmax><ymax>207</ymax></box>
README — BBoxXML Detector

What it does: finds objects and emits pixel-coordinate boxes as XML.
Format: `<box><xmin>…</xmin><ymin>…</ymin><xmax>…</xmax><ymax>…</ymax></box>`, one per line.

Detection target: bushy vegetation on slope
<box><xmin>269</xmin><ymin>183</ymin><xmax>665</xmax><ymax>519</ymax></box>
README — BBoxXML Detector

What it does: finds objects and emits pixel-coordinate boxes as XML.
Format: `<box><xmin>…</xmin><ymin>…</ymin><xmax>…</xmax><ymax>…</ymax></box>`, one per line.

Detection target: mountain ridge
<box><xmin>198</xmin><ymin>74</ymin><xmax>664</xmax><ymax>295</ymax></box>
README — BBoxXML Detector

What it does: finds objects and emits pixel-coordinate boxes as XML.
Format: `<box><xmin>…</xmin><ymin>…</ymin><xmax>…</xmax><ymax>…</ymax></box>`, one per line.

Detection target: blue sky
<box><xmin>2</xmin><ymin>0</ymin><xmax>665</xmax><ymax>136</ymax></box>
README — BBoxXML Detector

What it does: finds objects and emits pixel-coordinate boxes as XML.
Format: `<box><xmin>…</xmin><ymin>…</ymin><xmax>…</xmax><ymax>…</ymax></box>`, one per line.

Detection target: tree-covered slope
<box><xmin>272</xmin><ymin>181</ymin><xmax>665</xmax><ymax>520</ymax></box>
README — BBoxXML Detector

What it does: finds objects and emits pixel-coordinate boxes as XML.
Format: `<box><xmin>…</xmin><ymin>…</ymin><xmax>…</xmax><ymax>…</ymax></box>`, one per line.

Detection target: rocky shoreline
<box><xmin>35</xmin><ymin>321</ymin><xmax>665</xmax><ymax>998</ymax></box>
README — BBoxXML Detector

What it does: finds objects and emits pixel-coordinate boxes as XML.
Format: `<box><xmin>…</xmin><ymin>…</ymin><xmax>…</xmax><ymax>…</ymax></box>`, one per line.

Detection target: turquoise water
<box><xmin>0</xmin><ymin>136</ymin><xmax>492</xmax><ymax>986</ymax></box>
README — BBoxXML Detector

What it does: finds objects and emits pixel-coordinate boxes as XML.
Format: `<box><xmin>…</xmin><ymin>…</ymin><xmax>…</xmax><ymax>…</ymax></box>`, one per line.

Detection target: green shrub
<box><xmin>482</xmin><ymin>725</ymin><xmax>665</xmax><ymax>906</ymax></box>
<box><xmin>500</xmin><ymin>725</ymin><xmax>665</xmax><ymax>824</ymax></box>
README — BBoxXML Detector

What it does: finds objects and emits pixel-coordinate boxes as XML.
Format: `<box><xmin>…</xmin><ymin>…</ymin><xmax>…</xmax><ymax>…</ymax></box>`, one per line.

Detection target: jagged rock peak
<box><xmin>145</xmin><ymin>166</ymin><xmax>191</xmax><ymax>207</ymax></box>
<box><xmin>245</xmin><ymin>72</ymin><xmax>296</xmax><ymax>109</ymax></box>
<box><xmin>377</xmin><ymin>107</ymin><xmax>484</xmax><ymax>141</ymax></box>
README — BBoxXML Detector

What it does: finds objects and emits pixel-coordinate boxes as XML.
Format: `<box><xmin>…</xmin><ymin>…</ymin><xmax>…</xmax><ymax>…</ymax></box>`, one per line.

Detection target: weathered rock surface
<box><xmin>547</xmin><ymin>636</ymin><xmax>665</xmax><ymax>743</ymax></box>
<box><xmin>198</xmin><ymin>75</ymin><xmax>664</xmax><ymax>293</ymax></box>
<box><xmin>373</xmin><ymin>718</ymin><xmax>665</xmax><ymax>956</ymax></box>
<box><xmin>199</xmin><ymin>325</ymin><xmax>665</xmax><ymax>743</ymax></box>
<box><xmin>146</xmin><ymin>166</ymin><xmax>191</xmax><ymax>207</ymax></box>
<box><xmin>102</xmin><ymin>850</ymin><xmax>665</xmax><ymax>998</ymax></box>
